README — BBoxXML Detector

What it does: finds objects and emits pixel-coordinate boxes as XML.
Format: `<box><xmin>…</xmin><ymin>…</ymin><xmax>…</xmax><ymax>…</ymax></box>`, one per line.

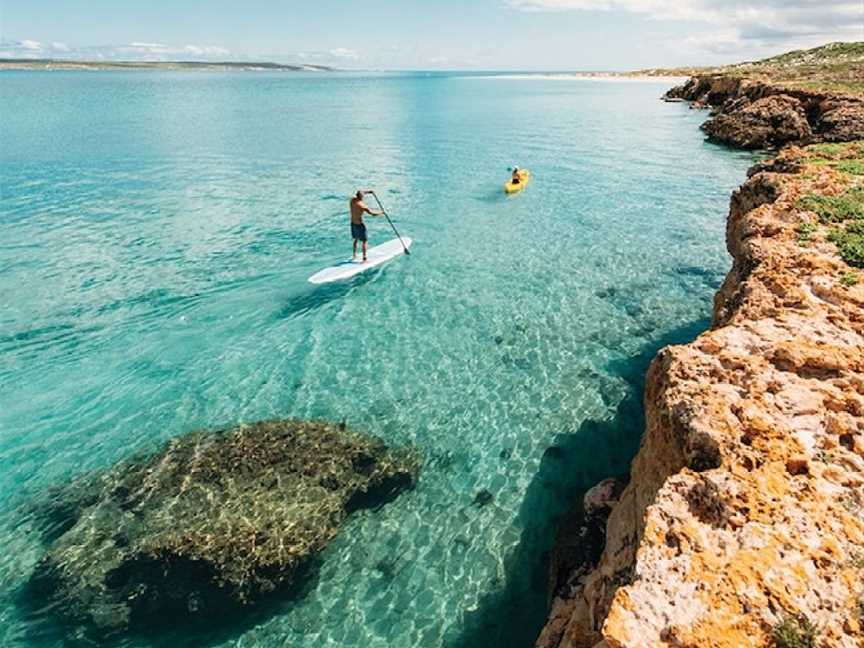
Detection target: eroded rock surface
<box><xmin>28</xmin><ymin>419</ymin><xmax>419</xmax><ymax>637</ymax></box>
<box><xmin>537</xmin><ymin>479</ymin><xmax>625</xmax><ymax>648</ymax></box>
<box><xmin>666</xmin><ymin>75</ymin><xmax>864</xmax><ymax>149</ymax></box>
<box><xmin>537</xmin><ymin>144</ymin><xmax>864</xmax><ymax>647</ymax></box>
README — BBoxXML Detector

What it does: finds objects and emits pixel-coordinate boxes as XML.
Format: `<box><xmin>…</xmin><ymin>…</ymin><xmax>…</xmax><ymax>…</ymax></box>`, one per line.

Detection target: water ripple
<box><xmin>0</xmin><ymin>71</ymin><xmax>757</xmax><ymax>648</ymax></box>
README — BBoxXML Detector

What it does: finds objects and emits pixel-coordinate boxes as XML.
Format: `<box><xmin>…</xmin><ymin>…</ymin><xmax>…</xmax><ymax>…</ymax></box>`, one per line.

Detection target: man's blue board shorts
<box><xmin>351</xmin><ymin>222</ymin><xmax>367</xmax><ymax>242</ymax></box>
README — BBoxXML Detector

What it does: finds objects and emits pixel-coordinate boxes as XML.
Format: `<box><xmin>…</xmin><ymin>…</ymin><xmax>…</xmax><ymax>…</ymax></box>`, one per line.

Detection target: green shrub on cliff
<box><xmin>771</xmin><ymin>614</ymin><xmax>819</xmax><ymax>648</ymax></box>
<box><xmin>840</xmin><ymin>271</ymin><xmax>860</xmax><ymax>287</ymax></box>
<box><xmin>798</xmin><ymin>188</ymin><xmax>864</xmax><ymax>224</ymax></box>
<box><xmin>796</xmin><ymin>222</ymin><xmax>816</xmax><ymax>245</ymax></box>
<box><xmin>808</xmin><ymin>142</ymin><xmax>864</xmax><ymax>161</ymax></box>
<box><xmin>828</xmin><ymin>223</ymin><xmax>864</xmax><ymax>267</ymax></box>
<box><xmin>803</xmin><ymin>143</ymin><xmax>864</xmax><ymax>174</ymax></box>
<box><xmin>836</xmin><ymin>160</ymin><xmax>864</xmax><ymax>175</ymax></box>
<box><xmin>642</xmin><ymin>42</ymin><xmax>864</xmax><ymax>95</ymax></box>
<box><xmin>760</xmin><ymin>42</ymin><xmax>864</xmax><ymax>67</ymax></box>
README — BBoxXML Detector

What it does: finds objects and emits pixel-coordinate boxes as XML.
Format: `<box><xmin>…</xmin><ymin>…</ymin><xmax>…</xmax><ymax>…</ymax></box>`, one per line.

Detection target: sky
<box><xmin>0</xmin><ymin>0</ymin><xmax>862</xmax><ymax>70</ymax></box>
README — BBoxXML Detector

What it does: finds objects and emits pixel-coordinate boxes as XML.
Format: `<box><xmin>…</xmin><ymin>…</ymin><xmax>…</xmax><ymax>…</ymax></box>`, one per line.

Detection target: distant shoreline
<box><xmin>0</xmin><ymin>58</ymin><xmax>333</xmax><ymax>72</ymax></box>
<box><xmin>0</xmin><ymin>61</ymin><xmax>690</xmax><ymax>80</ymax></box>
<box><xmin>466</xmin><ymin>72</ymin><xmax>688</xmax><ymax>82</ymax></box>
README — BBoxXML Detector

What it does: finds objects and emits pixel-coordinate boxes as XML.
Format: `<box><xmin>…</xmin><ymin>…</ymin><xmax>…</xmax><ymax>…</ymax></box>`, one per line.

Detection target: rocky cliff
<box><xmin>536</xmin><ymin>137</ymin><xmax>864</xmax><ymax>646</ymax></box>
<box><xmin>664</xmin><ymin>76</ymin><xmax>864</xmax><ymax>149</ymax></box>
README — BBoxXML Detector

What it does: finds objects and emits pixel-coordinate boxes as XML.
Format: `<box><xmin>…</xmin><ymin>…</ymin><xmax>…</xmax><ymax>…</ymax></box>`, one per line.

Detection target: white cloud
<box><xmin>0</xmin><ymin>39</ymin><xmax>355</xmax><ymax>67</ymax></box>
<box><xmin>507</xmin><ymin>0</ymin><xmax>864</xmax><ymax>56</ymax></box>
<box><xmin>0</xmin><ymin>39</ymin><xmax>232</xmax><ymax>61</ymax></box>
<box><xmin>115</xmin><ymin>42</ymin><xmax>231</xmax><ymax>59</ymax></box>
<box><xmin>183</xmin><ymin>44</ymin><xmax>230</xmax><ymax>57</ymax></box>
<box><xmin>682</xmin><ymin>30</ymin><xmax>744</xmax><ymax>56</ymax></box>
<box><xmin>507</xmin><ymin>0</ymin><xmax>695</xmax><ymax>14</ymax></box>
<box><xmin>328</xmin><ymin>47</ymin><xmax>359</xmax><ymax>60</ymax></box>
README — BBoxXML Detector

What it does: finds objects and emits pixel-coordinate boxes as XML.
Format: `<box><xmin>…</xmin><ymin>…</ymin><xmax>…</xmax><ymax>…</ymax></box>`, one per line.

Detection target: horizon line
<box><xmin>0</xmin><ymin>57</ymin><xmax>702</xmax><ymax>74</ymax></box>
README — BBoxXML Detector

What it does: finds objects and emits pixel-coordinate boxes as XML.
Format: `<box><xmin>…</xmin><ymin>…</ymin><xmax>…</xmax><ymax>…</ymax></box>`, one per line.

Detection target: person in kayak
<box><xmin>511</xmin><ymin>166</ymin><xmax>521</xmax><ymax>185</ymax></box>
<box><xmin>350</xmin><ymin>190</ymin><xmax>383</xmax><ymax>262</ymax></box>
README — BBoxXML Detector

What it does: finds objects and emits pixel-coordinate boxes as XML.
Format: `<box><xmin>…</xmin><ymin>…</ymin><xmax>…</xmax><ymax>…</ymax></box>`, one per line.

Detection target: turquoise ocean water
<box><xmin>0</xmin><ymin>71</ymin><xmax>756</xmax><ymax>647</ymax></box>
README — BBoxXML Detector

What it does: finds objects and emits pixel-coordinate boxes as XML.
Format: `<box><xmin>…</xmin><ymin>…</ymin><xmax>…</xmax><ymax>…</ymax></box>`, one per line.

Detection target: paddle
<box><xmin>369</xmin><ymin>191</ymin><xmax>410</xmax><ymax>256</ymax></box>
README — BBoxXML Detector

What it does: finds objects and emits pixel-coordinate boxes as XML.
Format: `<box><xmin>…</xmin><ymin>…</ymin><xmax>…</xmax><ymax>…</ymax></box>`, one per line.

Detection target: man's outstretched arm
<box><xmin>365</xmin><ymin>205</ymin><xmax>383</xmax><ymax>216</ymax></box>
<box><xmin>358</xmin><ymin>197</ymin><xmax>383</xmax><ymax>216</ymax></box>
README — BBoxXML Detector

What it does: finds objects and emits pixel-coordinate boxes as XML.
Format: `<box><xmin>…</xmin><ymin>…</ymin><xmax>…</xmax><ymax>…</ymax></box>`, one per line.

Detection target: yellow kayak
<box><xmin>504</xmin><ymin>169</ymin><xmax>530</xmax><ymax>194</ymax></box>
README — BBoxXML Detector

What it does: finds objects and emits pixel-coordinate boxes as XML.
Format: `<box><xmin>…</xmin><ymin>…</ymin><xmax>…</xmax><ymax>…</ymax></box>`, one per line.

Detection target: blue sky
<box><xmin>1</xmin><ymin>1</ymin><xmax>861</xmax><ymax>69</ymax></box>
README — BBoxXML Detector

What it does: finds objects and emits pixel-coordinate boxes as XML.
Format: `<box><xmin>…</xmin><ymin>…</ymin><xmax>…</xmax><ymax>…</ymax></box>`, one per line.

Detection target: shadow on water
<box><xmin>274</xmin><ymin>270</ymin><xmax>377</xmax><ymax>321</ymax></box>
<box><xmin>472</xmin><ymin>187</ymin><xmax>520</xmax><ymax>205</ymax></box>
<box><xmin>15</xmin><ymin>559</ymin><xmax>324</xmax><ymax>648</ymax></box>
<box><xmin>446</xmin><ymin>317</ymin><xmax>712</xmax><ymax>648</ymax></box>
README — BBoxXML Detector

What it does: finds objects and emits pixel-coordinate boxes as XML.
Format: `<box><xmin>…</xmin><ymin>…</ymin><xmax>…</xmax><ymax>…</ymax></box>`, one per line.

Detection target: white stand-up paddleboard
<box><xmin>308</xmin><ymin>237</ymin><xmax>412</xmax><ymax>284</ymax></box>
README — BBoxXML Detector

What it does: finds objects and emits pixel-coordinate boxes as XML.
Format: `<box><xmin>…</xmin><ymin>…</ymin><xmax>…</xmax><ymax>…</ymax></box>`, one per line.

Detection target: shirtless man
<box><xmin>350</xmin><ymin>190</ymin><xmax>383</xmax><ymax>262</ymax></box>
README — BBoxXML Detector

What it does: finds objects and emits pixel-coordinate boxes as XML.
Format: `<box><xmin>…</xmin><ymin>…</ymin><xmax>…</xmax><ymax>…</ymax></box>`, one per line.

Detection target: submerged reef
<box><xmin>536</xmin><ymin>141</ymin><xmax>864</xmax><ymax>647</ymax></box>
<box><xmin>28</xmin><ymin>419</ymin><xmax>418</xmax><ymax>637</ymax></box>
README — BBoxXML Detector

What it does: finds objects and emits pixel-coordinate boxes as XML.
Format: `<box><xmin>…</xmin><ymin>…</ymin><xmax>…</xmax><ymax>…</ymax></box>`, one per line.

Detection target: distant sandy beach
<box><xmin>469</xmin><ymin>72</ymin><xmax>689</xmax><ymax>82</ymax></box>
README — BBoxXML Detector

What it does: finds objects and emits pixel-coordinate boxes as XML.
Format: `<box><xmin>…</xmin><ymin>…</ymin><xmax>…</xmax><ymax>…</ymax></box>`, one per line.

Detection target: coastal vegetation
<box><xmin>771</xmin><ymin>615</ymin><xmax>820</xmax><ymax>648</ymax></box>
<box><xmin>840</xmin><ymin>271</ymin><xmax>860</xmax><ymax>287</ymax></box>
<box><xmin>796</xmin><ymin>141</ymin><xmax>864</xmax><ymax>267</ymax></box>
<box><xmin>638</xmin><ymin>41</ymin><xmax>864</xmax><ymax>96</ymax></box>
<box><xmin>795</xmin><ymin>221</ymin><xmax>816</xmax><ymax>246</ymax></box>
<box><xmin>828</xmin><ymin>222</ymin><xmax>864</xmax><ymax>267</ymax></box>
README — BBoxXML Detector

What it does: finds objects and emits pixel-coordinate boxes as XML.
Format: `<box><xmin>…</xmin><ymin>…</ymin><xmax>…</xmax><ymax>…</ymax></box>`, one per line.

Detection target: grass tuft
<box><xmin>836</xmin><ymin>160</ymin><xmax>864</xmax><ymax>175</ymax></box>
<box><xmin>771</xmin><ymin>614</ymin><xmax>819</xmax><ymax>648</ymax></box>
<box><xmin>828</xmin><ymin>223</ymin><xmax>864</xmax><ymax>267</ymax></box>
<box><xmin>797</xmin><ymin>188</ymin><xmax>864</xmax><ymax>224</ymax></box>
<box><xmin>807</xmin><ymin>142</ymin><xmax>859</xmax><ymax>160</ymax></box>
<box><xmin>840</xmin><ymin>271</ymin><xmax>860</xmax><ymax>287</ymax></box>
<box><xmin>796</xmin><ymin>222</ymin><xmax>817</xmax><ymax>245</ymax></box>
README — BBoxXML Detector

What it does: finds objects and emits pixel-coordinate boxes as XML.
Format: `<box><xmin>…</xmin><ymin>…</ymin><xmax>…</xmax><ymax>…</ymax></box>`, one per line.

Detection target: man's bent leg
<box><xmin>353</xmin><ymin>238</ymin><xmax>357</xmax><ymax>259</ymax></box>
<box><xmin>362</xmin><ymin>240</ymin><xmax>368</xmax><ymax>261</ymax></box>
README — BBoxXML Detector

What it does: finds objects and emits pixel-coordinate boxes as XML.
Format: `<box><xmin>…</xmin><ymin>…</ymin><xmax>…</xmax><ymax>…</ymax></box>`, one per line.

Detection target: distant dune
<box><xmin>631</xmin><ymin>41</ymin><xmax>864</xmax><ymax>96</ymax></box>
<box><xmin>0</xmin><ymin>58</ymin><xmax>333</xmax><ymax>72</ymax></box>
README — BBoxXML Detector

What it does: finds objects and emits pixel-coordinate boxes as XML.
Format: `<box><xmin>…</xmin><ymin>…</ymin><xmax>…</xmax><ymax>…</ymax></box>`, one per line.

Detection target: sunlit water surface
<box><xmin>0</xmin><ymin>71</ymin><xmax>756</xmax><ymax>647</ymax></box>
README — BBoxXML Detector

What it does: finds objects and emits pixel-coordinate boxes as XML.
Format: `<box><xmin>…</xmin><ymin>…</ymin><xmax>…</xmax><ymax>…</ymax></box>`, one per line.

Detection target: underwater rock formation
<box><xmin>666</xmin><ymin>75</ymin><xmax>864</xmax><ymax>149</ymax></box>
<box><xmin>28</xmin><ymin>419</ymin><xmax>419</xmax><ymax>637</ymax></box>
<box><xmin>537</xmin><ymin>143</ymin><xmax>864</xmax><ymax>647</ymax></box>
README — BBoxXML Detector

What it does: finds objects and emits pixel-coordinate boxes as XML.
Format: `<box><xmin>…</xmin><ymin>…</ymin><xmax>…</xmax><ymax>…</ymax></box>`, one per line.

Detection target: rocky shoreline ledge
<box><xmin>665</xmin><ymin>75</ymin><xmax>864</xmax><ymax>149</ymax></box>
<box><xmin>537</xmin><ymin>85</ymin><xmax>864</xmax><ymax>646</ymax></box>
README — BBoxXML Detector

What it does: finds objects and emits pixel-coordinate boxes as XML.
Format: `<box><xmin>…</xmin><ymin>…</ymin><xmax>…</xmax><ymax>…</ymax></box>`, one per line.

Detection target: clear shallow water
<box><xmin>0</xmin><ymin>71</ymin><xmax>755</xmax><ymax>647</ymax></box>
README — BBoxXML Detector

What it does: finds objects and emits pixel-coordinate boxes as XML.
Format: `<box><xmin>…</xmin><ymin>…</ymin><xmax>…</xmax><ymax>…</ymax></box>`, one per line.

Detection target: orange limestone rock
<box><xmin>537</xmin><ymin>142</ymin><xmax>864</xmax><ymax>648</ymax></box>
